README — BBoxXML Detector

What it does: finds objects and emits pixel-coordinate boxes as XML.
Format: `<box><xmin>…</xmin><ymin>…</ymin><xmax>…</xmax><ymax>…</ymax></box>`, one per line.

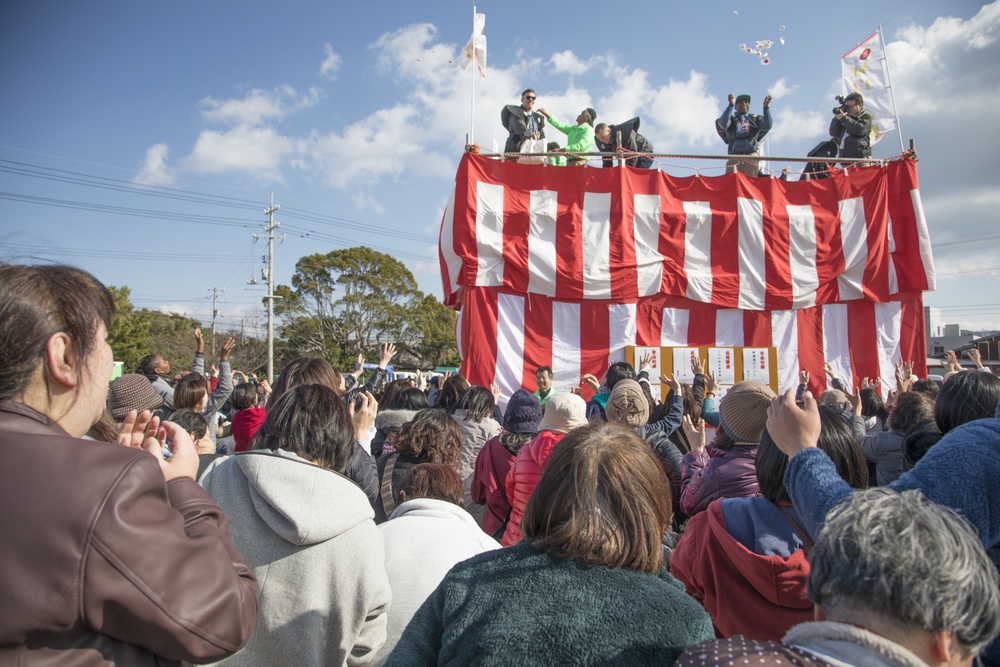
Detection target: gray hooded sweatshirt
<box><xmin>200</xmin><ymin>450</ymin><xmax>391</xmax><ymax>666</ymax></box>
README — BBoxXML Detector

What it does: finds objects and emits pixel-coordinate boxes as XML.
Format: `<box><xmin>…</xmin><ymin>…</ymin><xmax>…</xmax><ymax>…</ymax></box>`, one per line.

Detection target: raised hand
<box><xmin>691</xmin><ymin>356</ymin><xmax>705</xmax><ymax>375</ymax></box>
<box><xmin>581</xmin><ymin>374</ymin><xmax>601</xmax><ymax>392</ymax></box>
<box><xmin>378</xmin><ymin>342</ymin><xmax>397</xmax><ymax>368</ymax></box>
<box><xmin>968</xmin><ymin>348</ymin><xmax>984</xmax><ymax>368</ymax></box>
<box><xmin>660</xmin><ymin>373</ymin><xmax>681</xmax><ymax>396</ymax></box>
<box><xmin>639</xmin><ymin>351</ymin><xmax>654</xmax><ymax>374</ymax></box>
<box><xmin>799</xmin><ymin>370</ymin><xmax>809</xmax><ymax>385</ymax></box>
<box><xmin>766</xmin><ymin>389</ymin><xmax>821</xmax><ymax>458</ymax></box>
<box><xmin>194</xmin><ymin>328</ymin><xmax>204</xmax><ymax>353</ymax></box>
<box><xmin>117</xmin><ymin>409</ymin><xmax>160</xmax><ymax>450</ymax></box>
<box><xmin>220</xmin><ymin>337</ymin><xmax>236</xmax><ymax>362</ymax></box>
<box><xmin>682</xmin><ymin>415</ymin><xmax>706</xmax><ymax>453</ymax></box>
<box><xmin>705</xmin><ymin>371</ymin><xmax>718</xmax><ymax>395</ymax></box>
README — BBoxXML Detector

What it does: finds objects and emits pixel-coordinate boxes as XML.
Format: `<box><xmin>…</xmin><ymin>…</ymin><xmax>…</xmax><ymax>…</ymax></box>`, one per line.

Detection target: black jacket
<box><xmin>596</xmin><ymin>117</ymin><xmax>653</xmax><ymax>167</ymax></box>
<box><xmin>829</xmin><ymin>108</ymin><xmax>874</xmax><ymax>158</ymax></box>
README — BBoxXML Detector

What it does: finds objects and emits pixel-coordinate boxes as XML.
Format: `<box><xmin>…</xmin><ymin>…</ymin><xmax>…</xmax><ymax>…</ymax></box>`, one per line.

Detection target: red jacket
<box><xmin>501</xmin><ymin>430</ymin><xmax>565</xmax><ymax>546</ymax></box>
<box><xmin>670</xmin><ymin>497</ymin><xmax>813</xmax><ymax>641</ymax></box>
<box><xmin>231</xmin><ymin>406</ymin><xmax>266</xmax><ymax>452</ymax></box>
<box><xmin>471</xmin><ymin>434</ymin><xmax>517</xmax><ymax>537</ymax></box>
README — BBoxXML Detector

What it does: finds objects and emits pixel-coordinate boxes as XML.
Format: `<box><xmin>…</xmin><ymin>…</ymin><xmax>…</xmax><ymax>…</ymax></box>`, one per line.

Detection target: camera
<box><xmin>832</xmin><ymin>95</ymin><xmax>848</xmax><ymax>114</ymax></box>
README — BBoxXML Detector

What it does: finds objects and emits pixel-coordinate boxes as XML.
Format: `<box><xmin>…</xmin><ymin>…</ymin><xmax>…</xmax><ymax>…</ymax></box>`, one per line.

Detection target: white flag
<box><xmin>460</xmin><ymin>13</ymin><xmax>487</xmax><ymax>78</ymax></box>
<box><xmin>841</xmin><ymin>31</ymin><xmax>897</xmax><ymax>146</ymax></box>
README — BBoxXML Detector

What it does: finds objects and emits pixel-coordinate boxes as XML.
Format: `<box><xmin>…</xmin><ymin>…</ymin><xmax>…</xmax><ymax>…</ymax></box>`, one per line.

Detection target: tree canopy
<box><xmin>276</xmin><ymin>247</ymin><xmax>458</xmax><ymax>369</ymax></box>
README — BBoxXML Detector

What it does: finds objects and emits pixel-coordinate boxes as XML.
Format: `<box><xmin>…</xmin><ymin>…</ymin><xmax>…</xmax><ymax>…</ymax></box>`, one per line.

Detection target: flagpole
<box><xmin>469</xmin><ymin>4</ymin><xmax>476</xmax><ymax>145</ymax></box>
<box><xmin>878</xmin><ymin>24</ymin><xmax>905</xmax><ymax>154</ymax></box>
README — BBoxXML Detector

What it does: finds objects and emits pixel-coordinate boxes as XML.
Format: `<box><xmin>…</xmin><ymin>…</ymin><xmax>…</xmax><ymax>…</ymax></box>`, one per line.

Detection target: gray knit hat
<box><xmin>537</xmin><ymin>392</ymin><xmax>587</xmax><ymax>434</ymax></box>
<box><xmin>713</xmin><ymin>380</ymin><xmax>775</xmax><ymax>449</ymax></box>
<box><xmin>106</xmin><ymin>373</ymin><xmax>164</xmax><ymax>421</ymax></box>
<box><xmin>606</xmin><ymin>380</ymin><xmax>649</xmax><ymax>427</ymax></box>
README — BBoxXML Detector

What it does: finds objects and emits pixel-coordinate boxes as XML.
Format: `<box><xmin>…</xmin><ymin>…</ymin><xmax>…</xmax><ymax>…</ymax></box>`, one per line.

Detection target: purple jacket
<box><xmin>680</xmin><ymin>446</ymin><xmax>759</xmax><ymax>516</ymax></box>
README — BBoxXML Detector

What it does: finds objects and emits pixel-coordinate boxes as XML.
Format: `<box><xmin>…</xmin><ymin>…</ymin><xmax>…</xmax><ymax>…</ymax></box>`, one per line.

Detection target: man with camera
<box><xmin>829</xmin><ymin>92</ymin><xmax>873</xmax><ymax>162</ymax></box>
<box><xmin>715</xmin><ymin>93</ymin><xmax>772</xmax><ymax>177</ymax></box>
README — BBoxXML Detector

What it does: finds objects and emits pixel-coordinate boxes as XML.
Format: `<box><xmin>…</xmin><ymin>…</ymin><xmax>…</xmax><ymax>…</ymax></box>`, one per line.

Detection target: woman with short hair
<box><xmin>385</xmin><ymin>422</ymin><xmax>714</xmax><ymax>665</ymax></box>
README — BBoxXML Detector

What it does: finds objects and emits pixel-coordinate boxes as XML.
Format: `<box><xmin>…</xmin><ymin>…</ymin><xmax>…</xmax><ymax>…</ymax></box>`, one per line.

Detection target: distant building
<box><xmin>924</xmin><ymin>307</ymin><xmax>1000</xmax><ymax>372</ymax></box>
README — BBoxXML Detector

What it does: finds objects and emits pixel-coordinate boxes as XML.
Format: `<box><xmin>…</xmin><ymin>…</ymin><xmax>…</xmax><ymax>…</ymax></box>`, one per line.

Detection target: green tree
<box><xmin>107</xmin><ymin>286</ymin><xmax>151</xmax><ymax>371</ymax></box>
<box><xmin>276</xmin><ymin>247</ymin><xmax>459</xmax><ymax>369</ymax></box>
<box><xmin>398</xmin><ymin>293</ymin><xmax>461</xmax><ymax>369</ymax></box>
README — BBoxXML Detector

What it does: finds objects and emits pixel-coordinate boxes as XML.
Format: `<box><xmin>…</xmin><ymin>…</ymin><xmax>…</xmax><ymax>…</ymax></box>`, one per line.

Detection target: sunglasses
<box><xmin>524</xmin><ymin>96</ymin><xmax>536</xmax><ymax>100</ymax></box>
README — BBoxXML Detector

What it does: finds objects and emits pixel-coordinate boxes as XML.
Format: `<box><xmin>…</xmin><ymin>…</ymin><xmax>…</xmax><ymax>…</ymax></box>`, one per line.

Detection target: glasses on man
<box><xmin>524</xmin><ymin>96</ymin><xmax>536</xmax><ymax>100</ymax></box>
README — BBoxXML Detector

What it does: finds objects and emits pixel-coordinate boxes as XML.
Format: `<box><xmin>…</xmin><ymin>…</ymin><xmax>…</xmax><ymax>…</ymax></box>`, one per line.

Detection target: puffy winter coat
<box><xmin>502</xmin><ymin>430</ymin><xmax>565</xmax><ymax>546</ymax></box>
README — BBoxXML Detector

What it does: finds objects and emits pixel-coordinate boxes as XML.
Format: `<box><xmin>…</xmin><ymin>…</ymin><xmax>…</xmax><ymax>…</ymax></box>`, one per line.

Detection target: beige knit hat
<box><xmin>606</xmin><ymin>380</ymin><xmax>649</xmax><ymax>427</ymax></box>
<box><xmin>537</xmin><ymin>392</ymin><xmax>587</xmax><ymax>434</ymax></box>
<box><xmin>713</xmin><ymin>380</ymin><xmax>776</xmax><ymax>449</ymax></box>
<box><xmin>106</xmin><ymin>373</ymin><xmax>165</xmax><ymax>421</ymax></box>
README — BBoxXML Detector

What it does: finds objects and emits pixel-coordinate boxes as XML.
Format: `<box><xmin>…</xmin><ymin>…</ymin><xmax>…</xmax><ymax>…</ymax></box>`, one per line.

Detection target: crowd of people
<box><xmin>501</xmin><ymin>86</ymin><xmax>873</xmax><ymax>173</ymax></box>
<box><xmin>3</xmin><ymin>262</ymin><xmax>1000</xmax><ymax>666</ymax></box>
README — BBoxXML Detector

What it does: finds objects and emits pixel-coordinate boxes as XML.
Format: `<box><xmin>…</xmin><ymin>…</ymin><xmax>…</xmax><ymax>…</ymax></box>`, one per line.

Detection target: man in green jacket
<box><xmin>539</xmin><ymin>107</ymin><xmax>596</xmax><ymax>166</ymax></box>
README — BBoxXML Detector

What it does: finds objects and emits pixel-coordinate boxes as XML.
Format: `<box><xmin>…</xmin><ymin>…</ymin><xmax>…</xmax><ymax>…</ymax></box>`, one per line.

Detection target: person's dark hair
<box><xmin>594</xmin><ymin>122</ymin><xmax>609</xmax><ymax>135</ymax></box>
<box><xmin>934</xmin><ymin>370</ymin><xmax>1000</xmax><ymax>433</ymax></box>
<box><xmin>230</xmin><ymin>383</ymin><xmax>258</xmax><ymax>411</ymax></box>
<box><xmin>521</xmin><ymin>88</ymin><xmax>535</xmax><ymax>98</ymax></box>
<box><xmin>173</xmin><ymin>373</ymin><xmax>210</xmax><ymax>411</ymax></box>
<box><xmin>385</xmin><ymin>386</ymin><xmax>429</xmax><ymax>412</ymax></box>
<box><xmin>392</xmin><ymin>408</ymin><xmax>462</xmax><ymax>465</ymax></box>
<box><xmin>651</xmin><ymin>382</ymin><xmax>701</xmax><ymax>432</ymax></box>
<box><xmin>859</xmin><ymin>388</ymin><xmax>887</xmax><ymax>423</ymax></box>
<box><xmin>535</xmin><ymin>366</ymin><xmax>552</xmax><ymax>378</ymax></box>
<box><xmin>604</xmin><ymin>362</ymin><xmax>636</xmax><ymax>393</ymax></box>
<box><xmin>270</xmin><ymin>357</ymin><xmax>342</xmax><ymax>405</ymax></box>
<box><xmin>499</xmin><ymin>431</ymin><xmax>535</xmax><ymax>455</ymax></box>
<box><xmin>809</xmin><ymin>488</ymin><xmax>1000</xmax><ymax>658</ymax></box>
<box><xmin>845</xmin><ymin>91</ymin><xmax>863</xmax><ymax>106</ymax></box>
<box><xmin>521</xmin><ymin>422</ymin><xmax>671</xmax><ymax>573</ymax></box>
<box><xmin>902</xmin><ymin>419</ymin><xmax>943</xmax><ymax>471</ymax></box>
<box><xmin>136</xmin><ymin>354</ymin><xmax>161</xmax><ymax>378</ymax></box>
<box><xmin>911</xmin><ymin>378</ymin><xmax>939</xmax><ymax>401</ymax></box>
<box><xmin>435</xmin><ymin>374</ymin><xmax>469</xmax><ymax>410</ymax></box>
<box><xmin>889</xmin><ymin>390</ymin><xmax>934</xmax><ymax>433</ymax></box>
<box><xmin>170</xmin><ymin>408</ymin><xmax>209</xmax><ymax>440</ymax></box>
<box><xmin>379</xmin><ymin>378</ymin><xmax>415</xmax><ymax>409</ymax></box>
<box><xmin>399</xmin><ymin>463</ymin><xmax>465</xmax><ymax>507</ymax></box>
<box><xmin>0</xmin><ymin>264</ymin><xmax>115</xmax><ymax>402</ymax></box>
<box><xmin>756</xmin><ymin>405</ymin><xmax>868</xmax><ymax>504</ymax></box>
<box><xmin>252</xmin><ymin>384</ymin><xmax>354</xmax><ymax>473</ymax></box>
<box><xmin>454</xmin><ymin>384</ymin><xmax>495</xmax><ymax>422</ymax></box>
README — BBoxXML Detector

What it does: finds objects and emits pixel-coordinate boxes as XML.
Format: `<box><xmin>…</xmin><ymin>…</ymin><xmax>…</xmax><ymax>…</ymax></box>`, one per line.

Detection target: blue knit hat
<box><xmin>504</xmin><ymin>389</ymin><xmax>543</xmax><ymax>433</ymax></box>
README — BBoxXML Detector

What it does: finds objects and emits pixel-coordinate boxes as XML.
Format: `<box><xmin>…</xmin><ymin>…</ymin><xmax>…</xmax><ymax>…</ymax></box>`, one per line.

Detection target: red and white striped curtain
<box><xmin>439</xmin><ymin>155</ymin><xmax>934</xmax><ymax>404</ymax></box>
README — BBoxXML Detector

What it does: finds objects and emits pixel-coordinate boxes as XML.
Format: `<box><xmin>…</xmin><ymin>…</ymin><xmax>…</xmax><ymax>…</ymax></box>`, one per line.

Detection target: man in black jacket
<box><xmin>830</xmin><ymin>91</ymin><xmax>874</xmax><ymax>161</ymax></box>
<box><xmin>501</xmin><ymin>89</ymin><xmax>545</xmax><ymax>160</ymax></box>
<box><xmin>595</xmin><ymin>118</ymin><xmax>654</xmax><ymax>168</ymax></box>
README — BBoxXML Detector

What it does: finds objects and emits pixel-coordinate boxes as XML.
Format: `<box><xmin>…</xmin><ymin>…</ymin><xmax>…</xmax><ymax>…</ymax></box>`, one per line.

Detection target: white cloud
<box><xmin>767</xmin><ymin>78</ymin><xmax>797</xmax><ymax>99</ymax></box>
<box><xmin>771</xmin><ymin>108</ymin><xmax>827</xmax><ymax>144</ymax></box>
<box><xmin>181</xmin><ymin>125</ymin><xmax>295</xmax><ymax>182</ymax></box>
<box><xmin>198</xmin><ymin>86</ymin><xmax>319</xmax><ymax>126</ymax></box>
<box><xmin>549</xmin><ymin>50</ymin><xmax>597</xmax><ymax>76</ymax></box>
<box><xmin>319</xmin><ymin>43</ymin><xmax>342</xmax><ymax>79</ymax></box>
<box><xmin>888</xmin><ymin>2</ymin><xmax>1000</xmax><ymax>114</ymax></box>
<box><xmin>132</xmin><ymin>143</ymin><xmax>174</xmax><ymax>186</ymax></box>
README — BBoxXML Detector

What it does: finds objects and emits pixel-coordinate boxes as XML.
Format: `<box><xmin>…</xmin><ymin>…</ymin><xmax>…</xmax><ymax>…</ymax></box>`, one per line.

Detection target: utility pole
<box><xmin>207</xmin><ymin>287</ymin><xmax>224</xmax><ymax>357</ymax></box>
<box><xmin>262</xmin><ymin>194</ymin><xmax>280</xmax><ymax>383</ymax></box>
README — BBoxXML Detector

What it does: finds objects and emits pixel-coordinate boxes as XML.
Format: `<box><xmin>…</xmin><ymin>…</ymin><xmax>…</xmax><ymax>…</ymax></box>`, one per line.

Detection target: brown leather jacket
<box><xmin>0</xmin><ymin>400</ymin><xmax>259</xmax><ymax>665</ymax></box>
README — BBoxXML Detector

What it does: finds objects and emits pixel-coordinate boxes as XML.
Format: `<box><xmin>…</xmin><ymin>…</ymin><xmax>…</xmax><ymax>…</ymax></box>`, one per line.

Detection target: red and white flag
<box><xmin>440</xmin><ymin>155</ymin><xmax>935</xmax><ymax>404</ymax></box>
<box><xmin>842</xmin><ymin>31</ymin><xmax>897</xmax><ymax>146</ymax></box>
<box><xmin>460</xmin><ymin>12</ymin><xmax>486</xmax><ymax>78</ymax></box>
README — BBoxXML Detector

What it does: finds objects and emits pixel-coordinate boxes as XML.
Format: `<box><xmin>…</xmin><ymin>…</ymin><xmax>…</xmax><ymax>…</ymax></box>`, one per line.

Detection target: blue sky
<box><xmin>2</xmin><ymin>1</ymin><xmax>998</xmax><ymax>340</ymax></box>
